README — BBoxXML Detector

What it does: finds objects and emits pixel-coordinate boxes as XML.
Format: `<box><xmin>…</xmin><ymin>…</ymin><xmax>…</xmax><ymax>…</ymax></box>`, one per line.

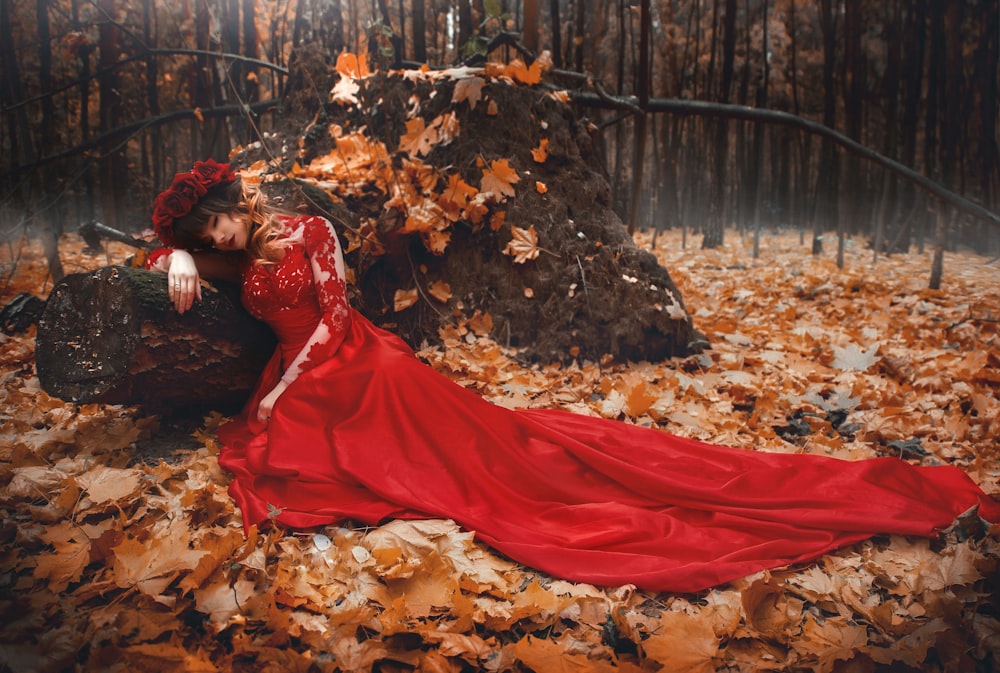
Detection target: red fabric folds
<box><xmin>218</xmin><ymin>216</ymin><xmax>999</xmax><ymax>594</ymax></box>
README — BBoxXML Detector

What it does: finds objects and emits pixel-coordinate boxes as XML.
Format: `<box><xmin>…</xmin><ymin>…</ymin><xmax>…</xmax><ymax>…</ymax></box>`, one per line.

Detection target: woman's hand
<box><xmin>166</xmin><ymin>250</ymin><xmax>202</xmax><ymax>314</ymax></box>
<box><xmin>257</xmin><ymin>379</ymin><xmax>290</xmax><ymax>424</ymax></box>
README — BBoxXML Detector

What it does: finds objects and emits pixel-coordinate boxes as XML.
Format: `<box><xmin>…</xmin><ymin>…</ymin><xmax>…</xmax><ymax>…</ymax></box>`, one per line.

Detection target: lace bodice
<box><xmin>241</xmin><ymin>215</ymin><xmax>351</xmax><ymax>383</ymax></box>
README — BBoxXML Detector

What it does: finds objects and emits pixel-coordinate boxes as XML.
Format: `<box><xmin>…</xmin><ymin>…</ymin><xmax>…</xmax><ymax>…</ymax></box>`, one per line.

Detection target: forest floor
<box><xmin>1</xmin><ymin>228</ymin><xmax>998</xmax><ymax>672</ymax></box>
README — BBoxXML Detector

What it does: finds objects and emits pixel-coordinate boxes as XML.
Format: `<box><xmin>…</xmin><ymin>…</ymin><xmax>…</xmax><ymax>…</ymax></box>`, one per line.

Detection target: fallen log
<box><xmin>36</xmin><ymin>266</ymin><xmax>275</xmax><ymax>413</ymax></box>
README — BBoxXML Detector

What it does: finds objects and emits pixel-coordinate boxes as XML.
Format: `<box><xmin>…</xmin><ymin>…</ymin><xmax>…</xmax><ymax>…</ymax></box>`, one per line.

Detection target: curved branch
<box><xmin>571</xmin><ymin>92</ymin><xmax>1000</xmax><ymax>227</ymax></box>
<box><xmin>15</xmin><ymin>99</ymin><xmax>280</xmax><ymax>171</ymax></box>
<box><xmin>5</xmin><ymin>49</ymin><xmax>289</xmax><ymax>113</ymax></box>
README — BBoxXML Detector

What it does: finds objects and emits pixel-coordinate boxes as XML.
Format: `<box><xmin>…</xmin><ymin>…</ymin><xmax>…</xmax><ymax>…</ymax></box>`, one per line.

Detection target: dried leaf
<box><xmin>452</xmin><ymin>76</ymin><xmax>486</xmax><ymax>109</ymax></box>
<box><xmin>504</xmin><ymin>225</ymin><xmax>540</xmax><ymax>263</ymax></box>
<box><xmin>832</xmin><ymin>342</ymin><xmax>880</xmax><ymax>371</ymax></box>
<box><xmin>428</xmin><ymin>281</ymin><xmax>452</xmax><ymax>303</ymax></box>
<box><xmin>480</xmin><ymin>158</ymin><xmax>519</xmax><ymax>199</ymax></box>
<box><xmin>394</xmin><ymin>288</ymin><xmax>419</xmax><ymax>312</ymax></box>
<box><xmin>531</xmin><ymin>138</ymin><xmax>549</xmax><ymax>163</ymax></box>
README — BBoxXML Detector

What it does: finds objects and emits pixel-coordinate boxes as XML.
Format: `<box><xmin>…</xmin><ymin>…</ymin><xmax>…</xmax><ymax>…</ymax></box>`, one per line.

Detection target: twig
<box><xmin>576</xmin><ymin>255</ymin><xmax>592</xmax><ymax>318</ymax></box>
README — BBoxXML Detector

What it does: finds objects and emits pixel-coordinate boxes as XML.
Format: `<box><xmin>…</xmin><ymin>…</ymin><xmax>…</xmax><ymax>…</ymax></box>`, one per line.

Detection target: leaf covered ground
<box><xmin>1</xmin><ymin>230</ymin><xmax>999</xmax><ymax>672</ymax></box>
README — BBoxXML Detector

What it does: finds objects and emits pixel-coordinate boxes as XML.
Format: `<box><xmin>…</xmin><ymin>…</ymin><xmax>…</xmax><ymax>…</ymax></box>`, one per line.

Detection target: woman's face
<box><xmin>203</xmin><ymin>212</ymin><xmax>250</xmax><ymax>251</ymax></box>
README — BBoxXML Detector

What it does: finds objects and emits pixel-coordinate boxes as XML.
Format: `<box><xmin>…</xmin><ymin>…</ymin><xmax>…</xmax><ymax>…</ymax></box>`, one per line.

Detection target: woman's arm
<box><xmin>255</xmin><ymin>216</ymin><xmax>351</xmax><ymax>421</ymax></box>
<box><xmin>146</xmin><ymin>248</ymin><xmax>243</xmax><ymax>314</ymax></box>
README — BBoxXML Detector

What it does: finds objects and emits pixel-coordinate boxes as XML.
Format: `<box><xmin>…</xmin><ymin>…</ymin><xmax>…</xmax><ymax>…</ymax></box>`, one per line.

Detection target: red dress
<box><xmin>217</xmin><ymin>215</ymin><xmax>999</xmax><ymax>593</ymax></box>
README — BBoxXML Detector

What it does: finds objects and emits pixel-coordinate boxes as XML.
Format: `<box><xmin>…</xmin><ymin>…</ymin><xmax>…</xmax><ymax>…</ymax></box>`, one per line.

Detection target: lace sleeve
<box><xmin>280</xmin><ymin>216</ymin><xmax>351</xmax><ymax>384</ymax></box>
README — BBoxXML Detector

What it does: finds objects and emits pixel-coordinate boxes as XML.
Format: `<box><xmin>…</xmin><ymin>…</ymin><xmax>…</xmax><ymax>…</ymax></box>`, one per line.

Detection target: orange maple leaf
<box><xmin>481</xmin><ymin>158</ymin><xmax>519</xmax><ymax>199</ymax></box>
<box><xmin>490</xmin><ymin>210</ymin><xmax>506</xmax><ymax>232</ymax></box>
<box><xmin>335</xmin><ymin>51</ymin><xmax>370</xmax><ymax>78</ymax></box>
<box><xmin>531</xmin><ymin>139</ymin><xmax>549</xmax><ymax>163</ymax></box>
<box><xmin>506</xmin><ymin>59</ymin><xmax>542</xmax><ymax>85</ymax></box>
<box><xmin>398</xmin><ymin>118</ymin><xmax>437</xmax><ymax>157</ymax></box>
<box><xmin>440</xmin><ymin>173</ymin><xmax>478</xmax><ymax>212</ymax></box>
<box><xmin>535</xmin><ymin>181</ymin><xmax>548</xmax><ymax>194</ymax></box>
<box><xmin>423</xmin><ymin>229</ymin><xmax>451</xmax><ymax>255</ymax></box>
<box><xmin>504</xmin><ymin>225</ymin><xmax>540</xmax><ymax>263</ymax></box>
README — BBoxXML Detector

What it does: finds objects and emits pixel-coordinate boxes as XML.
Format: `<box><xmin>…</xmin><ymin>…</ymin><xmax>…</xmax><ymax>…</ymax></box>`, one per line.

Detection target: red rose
<box><xmin>189</xmin><ymin>159</ymin><xmax>236</xmax><ymax>190</ymax></box>
<box><xmin>150</xmin><ymin>159</ymin><xmax>237</xmax><ymax>245</ymax></box>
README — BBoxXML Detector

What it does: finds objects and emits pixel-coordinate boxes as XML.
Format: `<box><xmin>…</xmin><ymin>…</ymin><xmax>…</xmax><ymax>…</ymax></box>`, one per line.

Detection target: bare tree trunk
<box><xmin>549</xmin><ymin>0</ymin><xmax>562</xmax><ymax>67</ymax></box>
<box><xmin>704</xmin><ymin>0</ymin><xmax>737</xmax><ymax>249</ymax></box>
<box><xmin>752</xmin><ymin>0</ymin><xmax>769</xmax><ymax>259</ymax></box>
<box><xmin>813</xmin><ymin>0</ymin><xmax>838</xmax><ymax>256</ymax></box>
<box><xmin>71</xmin><ymin>0</ymin><xmax>96</xmax><ymax>220</ymax></box>
<box><xmin>921</xmin><ymin>1</ymin><xmax>946</xmax><ymax>254</ymax></box>
<box><xmin>243</xmin><ymin>0</ymin><xmax>260</xmax><ymax>106</ymax></box>
<box><xmin>974</xmin><ymin>0</ymin><xmax>999</xmax><ymax>209</ymax></box>
<box><xmin>459</xmin><ymin>0</ymin><xmax>473</xmax><ymax>58</ymax></box>
<box><xmin>36</xmin><ymin>0</ymin><xmax>64</xmax><ymax>281</ymax></box>
<box><xmin>842</xmin><ymin>0</ymin><xmax>864</xmax><ymax>263</ymax></box>
<box><xmin>928</xmin><ymin>0</ymin><xmax>964</xmax><ymax>288</ymax></box>
<box><xmin>98</xmin><ymin>0</ymin><xmax>127</xmax><ymax>235</ymax></box>
<box><xmin>413</xmin><ymin>0</ymin><xmax>427</xmax><ymax>62</ymax></box>
<box><xmin>628</xmin><ymin>0</ymin><xmax>651</xmax><ymax>234</ymax></box>
<box><xmin>898</xmin><ymin>0</ymin><xmax>926</xmax><ymax>253</ymax></box>
<box><xmin>0</xmin><ymin>0</ymin><xmax>30</xmax><ymax>188</ymax></box>
<box><xmin>523</xmin><ymin>0</ymin><xmax>539</xmax><ymax>54</ymax></box>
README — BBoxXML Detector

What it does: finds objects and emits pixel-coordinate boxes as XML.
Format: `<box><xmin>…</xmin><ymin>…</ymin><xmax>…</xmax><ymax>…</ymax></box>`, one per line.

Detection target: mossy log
<box><xmin>36</xmin><ymin>266</ymin><xmax>275</xmax><ymax>413</ymax></box>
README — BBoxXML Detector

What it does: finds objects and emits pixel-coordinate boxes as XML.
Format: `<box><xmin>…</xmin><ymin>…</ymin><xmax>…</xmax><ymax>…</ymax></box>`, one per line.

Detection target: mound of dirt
<box><xmin>241</xmin><ymin>51</ymin><xmax>704</xmax><ymax>363</ymax></box>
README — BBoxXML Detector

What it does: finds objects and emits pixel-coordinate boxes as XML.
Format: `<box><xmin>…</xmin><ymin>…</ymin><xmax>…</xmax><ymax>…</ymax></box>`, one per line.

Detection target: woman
<box><xmin>148</xmin><ymin>159</ymin><xmax>999</xmax><ymax>593</ymax></box>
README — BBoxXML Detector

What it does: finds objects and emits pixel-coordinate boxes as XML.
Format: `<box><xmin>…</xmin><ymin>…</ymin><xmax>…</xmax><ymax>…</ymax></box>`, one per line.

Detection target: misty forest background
<box><xmin>1</xmin><ymin>0</ymin><xmax>999</xmax><ymax>287</ymax></box>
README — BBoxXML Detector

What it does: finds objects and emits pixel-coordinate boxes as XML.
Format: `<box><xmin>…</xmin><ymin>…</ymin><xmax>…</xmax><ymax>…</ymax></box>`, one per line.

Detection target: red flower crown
<box><xmin>152</xmin><ymin>159</ymin><xmax>237</xmax><ymax>246</ymax></box>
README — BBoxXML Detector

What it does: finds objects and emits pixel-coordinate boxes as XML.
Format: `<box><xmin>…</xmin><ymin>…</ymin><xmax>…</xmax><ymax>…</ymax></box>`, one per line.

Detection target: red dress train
<box><xmin>216</xmin><ymin>216</ymin><xmax>999</xmax><ymax>593</ymax></box>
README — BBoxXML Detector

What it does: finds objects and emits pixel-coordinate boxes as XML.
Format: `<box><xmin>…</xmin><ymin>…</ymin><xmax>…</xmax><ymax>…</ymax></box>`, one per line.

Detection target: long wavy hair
<box><xmin>169</xmin><ymin>177</ymin><xmax>287</xmax><ymax>264</ymax></box>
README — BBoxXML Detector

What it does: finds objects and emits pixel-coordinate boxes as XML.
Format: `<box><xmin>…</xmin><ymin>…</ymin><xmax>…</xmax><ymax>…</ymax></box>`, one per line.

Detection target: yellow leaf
<box><xmin>504</xmin><ymin>225</ymin><xmax>540</xmax><ymax>263</ymax></box>
<box><xmin>394</xmin><ymin>288</ymin><xmax>418</xmax><ymax>312</ymax></box>
<box><xmin>481</xmin><ymin>158</ymin><xmax>519</xmax><ymax>199</ymax></box>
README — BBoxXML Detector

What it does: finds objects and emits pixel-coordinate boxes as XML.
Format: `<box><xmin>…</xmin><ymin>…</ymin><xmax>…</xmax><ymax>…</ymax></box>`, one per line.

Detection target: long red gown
<box><xmin>216</xmin><ymin>215</ymin><xmax>1000</xmax><ymax>593</ymax></box>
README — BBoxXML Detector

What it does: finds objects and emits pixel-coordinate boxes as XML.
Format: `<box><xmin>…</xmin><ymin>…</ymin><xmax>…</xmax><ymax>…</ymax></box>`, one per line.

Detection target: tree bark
<box><xmin>36</xmin><ymin>266</ymin><xmax>276</xmax><ymax>413</ymax></box>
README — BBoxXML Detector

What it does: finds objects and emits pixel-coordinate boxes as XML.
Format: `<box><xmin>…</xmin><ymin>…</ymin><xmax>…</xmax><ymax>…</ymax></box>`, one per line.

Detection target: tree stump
<box><xmin>36</xmin><ymin>266</ymin><xmax>275</xmax><ymax>413</ymax></box>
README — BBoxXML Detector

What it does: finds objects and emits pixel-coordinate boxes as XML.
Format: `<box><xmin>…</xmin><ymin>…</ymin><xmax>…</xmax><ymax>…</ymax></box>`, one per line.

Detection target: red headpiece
<box><xmin>151</xmin><ymin>159</ymin><xmax>237</xmax><ymax>245</ymax></box>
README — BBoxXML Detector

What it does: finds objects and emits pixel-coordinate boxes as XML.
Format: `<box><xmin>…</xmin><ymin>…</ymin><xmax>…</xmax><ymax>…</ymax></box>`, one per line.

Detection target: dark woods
<box><xmin>2</xmin><ymin>0</ymin><xmax>998</xmax><ymax>280</ymax></box>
